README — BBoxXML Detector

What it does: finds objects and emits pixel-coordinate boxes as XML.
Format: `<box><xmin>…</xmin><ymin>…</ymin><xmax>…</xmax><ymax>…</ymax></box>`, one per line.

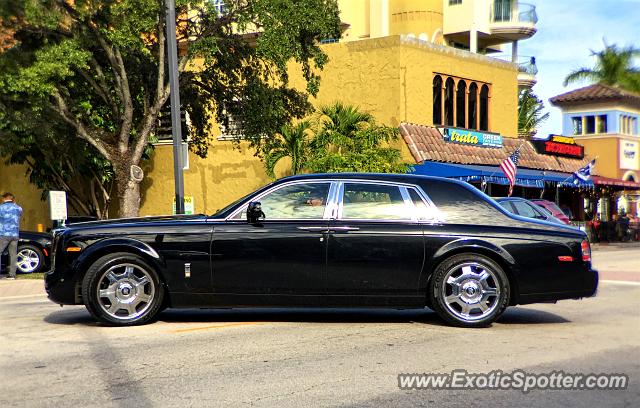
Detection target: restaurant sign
<box><xmin>532</xmin><ymin>135</ymin><xmax>584</xmax><ymax>159</ymax></box>
<box><xmin>439</xmin><ymin>127</ymin><xmax>503</xmax><ymax>148</ymax></box>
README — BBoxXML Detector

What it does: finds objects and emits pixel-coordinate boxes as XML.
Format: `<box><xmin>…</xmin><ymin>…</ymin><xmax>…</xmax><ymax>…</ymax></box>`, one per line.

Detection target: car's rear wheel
<box><xmin>429</xmin><ymin>253</ymin><xmax>509</xmax><ymax>328</ymax></box>
<box><xmin>82</xmin><ymin>253</ymin><xmax>164</xmax><ymax>326</ymax></box>
<box><xmin>16</xmin><ymin>244</ymin><xmax>44</xmax><ymax>274</ymax></box>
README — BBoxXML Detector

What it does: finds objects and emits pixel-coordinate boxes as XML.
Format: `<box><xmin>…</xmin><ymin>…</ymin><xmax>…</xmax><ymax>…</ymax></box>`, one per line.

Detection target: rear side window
<box><xmin>418</xmin><ymin>180</ymin><xmax>501</xmax><ymax>224</ymax></box>
<box><xmin>340</xmin><ymin>183</ymin><xmax>410</xmax><ymax>220</ymax></box>
<box><xmin>408</xmin><ymin>188</ymin><xmax>439</xmax><ymax>220</ymax></box>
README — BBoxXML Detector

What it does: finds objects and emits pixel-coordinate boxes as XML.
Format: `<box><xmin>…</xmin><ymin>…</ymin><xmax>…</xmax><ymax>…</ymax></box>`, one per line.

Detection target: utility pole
<box><xmin>165</xmin><ymin>0</ymin><xmax>185</xmax><ymax>214</ymax></box>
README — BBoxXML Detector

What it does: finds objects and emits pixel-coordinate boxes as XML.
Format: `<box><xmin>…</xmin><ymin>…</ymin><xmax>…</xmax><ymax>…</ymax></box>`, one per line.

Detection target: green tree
<box><xmin>563</xmin><ymin>42</ymin><xmax>640</xmax><ymax>92</ymax></box>
<box><xmin>262</xmin><ymin>120</ymin><xmax>313</xmax><ymax>178</ymax></box>
<box><xmin>0</xmin><ymin>0</ymin><xmax>341</xmax><ymax>217</ymax></box>
<box><xmin>517</xmin><ymin>89</ymin><xmax>549</xmax><ymax>138</ymax></box>
<box><xmin>307</xmin><ymin>102</ymin><xmax>411</xmax><ymax>174</ymax></box>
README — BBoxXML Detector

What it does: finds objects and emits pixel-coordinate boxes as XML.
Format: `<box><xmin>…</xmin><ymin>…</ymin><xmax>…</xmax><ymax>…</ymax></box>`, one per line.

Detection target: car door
<box><xmin>211</xmin><ymin>181</ymin><xmax>333</xmax><ymax>304</ymax></box>
<box><xmin>325</xmin><ymin>181</ymin><xmax>425</xmax><ymax>306</ymax></box>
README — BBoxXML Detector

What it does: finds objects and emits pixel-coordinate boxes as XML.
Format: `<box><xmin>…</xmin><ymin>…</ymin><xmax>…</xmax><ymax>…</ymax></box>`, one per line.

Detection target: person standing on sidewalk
<box><xmin>0</xmin><ymin>192</ymin><xmax>23</xmax><ymax>280</ymax></box>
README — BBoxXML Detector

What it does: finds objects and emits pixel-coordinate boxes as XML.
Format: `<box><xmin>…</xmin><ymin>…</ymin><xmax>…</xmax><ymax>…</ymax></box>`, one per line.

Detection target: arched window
<box><xmin>456</xmin><ymin>80</ymin><xmax>466</xmax><ymax>128</ymax></box>
<box><xmin>479</xmin><ymin>85</ymin><xmax>489</xmax><ymax>131</ymax></box>
<box><xmin>468</xmin><ymin>82</ymin><xmax>478</xmax><ymax>130</ymax></box>
<box><xmin>444</xmin><ymin>77</ymin><xmax>455</xmax><ymax>126</ymax></box>
<box><xmin>433</xmin><ymin>76</ymin><xmax>443</xmax><ymax>125</ymax></box>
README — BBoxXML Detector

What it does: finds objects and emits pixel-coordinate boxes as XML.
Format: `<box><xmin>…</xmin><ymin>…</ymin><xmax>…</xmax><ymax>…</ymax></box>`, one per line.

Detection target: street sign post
<box><xmin>48</xmin><ymin>190</ymin><xmax>68</xmax><ymax>222</ymax></box>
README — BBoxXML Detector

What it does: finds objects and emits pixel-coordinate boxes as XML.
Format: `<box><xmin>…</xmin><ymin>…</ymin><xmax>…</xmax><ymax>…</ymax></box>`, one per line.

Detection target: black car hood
<box><xmin>63</xmin><ymin>214</ymin><xmax>208</xmax><ymax>230</ymax></box>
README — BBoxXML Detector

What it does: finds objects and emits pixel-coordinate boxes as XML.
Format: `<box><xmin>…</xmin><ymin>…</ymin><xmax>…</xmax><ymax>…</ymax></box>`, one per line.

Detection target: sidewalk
<box><xmin>592</xmin><ymin>241</ymin><xmax>640</xmax><ymax>250</ymax></box>
<box><xmin>0</xmin><ymin>279</ymin><xmax>45</xmax><ymax>298</ymax></box>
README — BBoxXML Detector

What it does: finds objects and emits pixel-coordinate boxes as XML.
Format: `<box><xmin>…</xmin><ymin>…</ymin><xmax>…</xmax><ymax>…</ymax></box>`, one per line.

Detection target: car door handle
<box><xmin>297</xmin><ymin>226</ymin><xmax>330</xmax><ymax>233</ymax></box>
<box><xmin>329</xmin><ymin>226</ymin><xmax>360</xmax><ymax>232</ymax></box>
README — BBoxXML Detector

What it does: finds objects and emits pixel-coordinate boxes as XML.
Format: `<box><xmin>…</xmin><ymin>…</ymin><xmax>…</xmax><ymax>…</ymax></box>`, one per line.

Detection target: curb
<box><xmin>0</xmin><ymin>279</ymin><xmax>45</xmax><ymax>298</ymax></box>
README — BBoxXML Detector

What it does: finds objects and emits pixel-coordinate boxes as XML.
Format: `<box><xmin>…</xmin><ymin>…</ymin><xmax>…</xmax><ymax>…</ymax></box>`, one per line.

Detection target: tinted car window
<box><xmin>498</xmin><ymin>201</ymin><xmax>516</xmax><ymax>214</ymax></box>
<box><xmin>418</xmin><ymin>180</ymin><xmax>501</xmax><ymax>224</ymax></box>
<box><xmin>511</xmin><ymin>200</ymin><xmax>539</xmax><ymax>219</ymax></box>
<box><xmin>238</xmin><ymin>182</ymin><xmax>331</xmax><ymax>220</ymax></box>
<box><xmin>408</xmin><ymin>188</ymin><xmax>439</xmax><ymax>220</ymax></box>
<box><xmin>341</xmin><ymin>183</ymin><xmax>410</xmax><ymax>220</ymax></box>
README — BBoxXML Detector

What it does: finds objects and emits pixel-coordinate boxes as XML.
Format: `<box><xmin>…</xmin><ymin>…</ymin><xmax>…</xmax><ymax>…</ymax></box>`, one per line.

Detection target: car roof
<box><xmin>274</xmin><ymin>173</ymin><xmax>458</xmax><ymax>185</ymax></box>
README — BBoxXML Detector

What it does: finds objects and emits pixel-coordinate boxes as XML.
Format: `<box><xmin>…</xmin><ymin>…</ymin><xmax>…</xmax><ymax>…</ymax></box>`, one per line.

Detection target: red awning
<box><xmin>592</xmin><ymin>176</ymin><xmax>640</xmax><ymax>189</ymax></box>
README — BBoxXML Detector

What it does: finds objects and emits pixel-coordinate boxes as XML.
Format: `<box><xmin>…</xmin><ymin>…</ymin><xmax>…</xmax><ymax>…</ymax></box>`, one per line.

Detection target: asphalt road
<box><xmin>0</xmin><ymin>247</ymin><xmax>638</xmax><ymax>408</ymax></box>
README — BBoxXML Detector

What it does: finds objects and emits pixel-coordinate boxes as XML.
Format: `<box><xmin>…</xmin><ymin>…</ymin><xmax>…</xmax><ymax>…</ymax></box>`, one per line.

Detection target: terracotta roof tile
<box><xmin>549</xmin><ymin>83</ymin><xmax>640</xmax><ymax>108</ymax></box>
<box><xmin>399</xmin><ymin>123</ymin><xmax>593</xmax><ymax>174</ymax></box>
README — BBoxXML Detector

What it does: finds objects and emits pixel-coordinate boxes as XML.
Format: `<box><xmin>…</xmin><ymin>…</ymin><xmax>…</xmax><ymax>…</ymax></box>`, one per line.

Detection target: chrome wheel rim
<box><xmin>96</xmin><ymin>263</ymin><xmax>155</xmax><ymax>321</ymax></box>
<box><xmin>16</xmin><ymin>248</ymin><xmax>40</xmax><ymax>273</ymax></box>
<box><xmin>442</xmin><ymin>262</ymin><xmax>501</xmax><ymax>322</ymax></box>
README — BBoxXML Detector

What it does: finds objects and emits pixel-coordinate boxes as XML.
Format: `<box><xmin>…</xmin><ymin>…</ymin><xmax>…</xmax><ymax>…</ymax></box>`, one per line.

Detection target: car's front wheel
<box><xmin>16</xmin><ymin>244</ymin><xmax>44</xmax><ymax>274</ymax></box>
<box><xmin>82</xmin><ymin>253</ymin><xmax>164</xmax><ymax>326</ymax></box>
<box><xmin>429</xmin><ymin>253</ymin><xmax>510</xmax><ymax>328</ymax></box>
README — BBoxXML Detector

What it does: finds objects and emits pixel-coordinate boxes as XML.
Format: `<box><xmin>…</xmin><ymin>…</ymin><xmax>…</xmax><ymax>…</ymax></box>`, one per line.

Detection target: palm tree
<box><xmin>308</xmin><ymin>102</ymin><xmax>409</xmax><ymax>173</ymax></box>
<box><xmin>262</xmin><ymin>120</ymin><xmax>313</xmax><ymax>178</ymax></box>
<box><xmin>313</xmin><ymin>102</ymin><xmax>376</xmax><ymax>152</ymax></box>
<box><xmin>518</xmin><ymin>89</ymin><xmax>549</xmax><ymax>138</ymax></box>
<box><xmin>563</xmin><ymin>42</ymin><xmax>640</xmax><ymax>92</ymax></box>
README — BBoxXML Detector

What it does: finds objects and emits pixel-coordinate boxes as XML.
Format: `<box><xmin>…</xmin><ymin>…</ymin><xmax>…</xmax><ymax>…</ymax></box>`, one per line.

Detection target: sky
<box><xmin>496</xmin><ymin>0</ymin><xmax>640</xmax><ymax>138</ymax></box>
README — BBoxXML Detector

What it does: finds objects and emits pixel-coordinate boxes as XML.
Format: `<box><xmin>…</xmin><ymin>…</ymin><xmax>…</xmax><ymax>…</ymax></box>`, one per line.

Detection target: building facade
<box><xmin>550</xmin><ymin>84</ymin><xmax>640</xmax><ymax>218</ymax></box>
<box><xmin>3</xmin><ymin>0</ymin><xmax>546</xmax><ymax>228</ymax></box>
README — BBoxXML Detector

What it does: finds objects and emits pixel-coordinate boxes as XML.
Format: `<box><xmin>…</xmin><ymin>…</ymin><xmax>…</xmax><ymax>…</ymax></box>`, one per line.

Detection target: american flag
<box><xmin>500</xmin><ymin>147</ymin><xmax>521</xmax><ymax>197</ymax></box>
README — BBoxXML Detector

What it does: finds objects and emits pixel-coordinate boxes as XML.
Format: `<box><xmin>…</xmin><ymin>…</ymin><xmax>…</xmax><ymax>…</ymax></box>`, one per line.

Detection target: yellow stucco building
<box><xmin>3</xmin><ymin>0</ymin><xmax>537</xmax><ymax>225</ymax></box>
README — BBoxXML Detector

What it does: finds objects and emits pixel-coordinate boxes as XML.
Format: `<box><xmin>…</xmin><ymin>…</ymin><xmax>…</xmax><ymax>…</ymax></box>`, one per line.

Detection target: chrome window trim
<box><xmin>224</xmin><ymin>177</ymin><xmax>443</xmax><ymax>224</ymax></box>
<box><xmin>337</xmin><ymin>181</ymin><xmax>422</xmax><ymax>222</ymax></box>
<box><xmin>225</xmin><ymin>180</ymin><xmax>334</xmax><ymax>222</ymax></box>
<box><xmin>407</xmin><ymin>185</ymin><xmax>445</xmax><ymax>224</ymax></box>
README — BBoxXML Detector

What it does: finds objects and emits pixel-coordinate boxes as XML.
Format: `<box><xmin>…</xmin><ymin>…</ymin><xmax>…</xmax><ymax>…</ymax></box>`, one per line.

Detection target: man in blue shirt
<box><xmin>0</xmin><ymin>192</ymin><xmax>23</xmax><ymax>279</ymax></box>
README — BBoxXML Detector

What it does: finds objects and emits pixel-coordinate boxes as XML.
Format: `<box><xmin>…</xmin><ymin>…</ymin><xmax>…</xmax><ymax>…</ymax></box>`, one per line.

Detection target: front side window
<box><xmin>235</xmin><ymin>182</ymin><xmax>330</xmax><ymax>220</ymax></box>
<box><xmin>340</xmin><ymin>183</ymin><xmax>411</xmax><ymax>220</ymax></box>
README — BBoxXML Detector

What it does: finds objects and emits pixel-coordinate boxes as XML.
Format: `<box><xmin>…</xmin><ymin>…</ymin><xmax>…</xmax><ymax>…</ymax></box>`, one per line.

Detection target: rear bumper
<box><xmin>518</xmin><ymin>267</ymin><xmax>598</xmax><ymax>305</ymax></box>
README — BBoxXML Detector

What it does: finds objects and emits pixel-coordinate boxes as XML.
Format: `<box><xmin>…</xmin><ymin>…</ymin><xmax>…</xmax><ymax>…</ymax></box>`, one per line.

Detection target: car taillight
<box><xmin>581</xmin><ymin>240</ymin><xmax>591</xmax><ymax>262</ymax></box>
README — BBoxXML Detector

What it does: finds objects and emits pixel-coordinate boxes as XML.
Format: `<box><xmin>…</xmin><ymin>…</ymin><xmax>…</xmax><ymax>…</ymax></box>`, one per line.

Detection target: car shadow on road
<box><xmin>498</xmin><ymin>307</ymin><xmax>570</xmax><ymax>324</ymax></box>
<box><xmin>43</xmin><ymin>306</ymin><xmax>569</xmax><ymax>326</ymax></box>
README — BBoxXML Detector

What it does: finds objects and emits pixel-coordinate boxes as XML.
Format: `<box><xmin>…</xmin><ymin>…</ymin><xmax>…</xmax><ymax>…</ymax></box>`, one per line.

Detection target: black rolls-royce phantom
<box><xmin>45</xmin><ymin>174</ymin><xmax>598</xmax><ymax>328</ymax></box>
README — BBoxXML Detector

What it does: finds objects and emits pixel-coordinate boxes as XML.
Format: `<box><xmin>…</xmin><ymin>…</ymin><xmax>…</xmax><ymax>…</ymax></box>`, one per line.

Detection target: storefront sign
<box><xmin>532</xmin><ymin>135</ymin><xmax>584</xmax><ymax>159</ymax></box>
<box><xmin>439</xmin><ymin>127</ymin><xmax>503</xmax><ymax>148</ymax></box>
<box><xmin>620</xmin><ymin>140</ymin><xmax>639</xmax><ymax>170</ymax></box>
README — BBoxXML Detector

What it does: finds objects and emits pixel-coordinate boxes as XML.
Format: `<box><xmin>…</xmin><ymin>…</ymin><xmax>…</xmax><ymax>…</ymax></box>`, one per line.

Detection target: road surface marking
<box><xmin>600</xmin><ymin>280</ymin><xmax>640</xmax><ymax>286</ymax></box>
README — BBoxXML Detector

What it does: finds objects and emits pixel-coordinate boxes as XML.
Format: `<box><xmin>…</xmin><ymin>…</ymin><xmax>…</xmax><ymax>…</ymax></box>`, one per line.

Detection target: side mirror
<box><xmin>247</xmin><ymin>201</ymin><xmax>265</xmax><ymax>224</ymax></box>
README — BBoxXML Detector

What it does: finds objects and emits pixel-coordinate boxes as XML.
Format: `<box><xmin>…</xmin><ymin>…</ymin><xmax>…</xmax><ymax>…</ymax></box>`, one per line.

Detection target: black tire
<box><xmin>16</xmin><ymin>244</ymin><xmax>45</xmax><ymax>274</ymax></box>
<box><xmin>428</xmin><ymin>253</ymin><xmax>510</xmax><ymax>328</ymax></box>
<box><xmin>82</xmin><ymin>252</ymin><xmax>164</xmax><ymax>326</ymax></box>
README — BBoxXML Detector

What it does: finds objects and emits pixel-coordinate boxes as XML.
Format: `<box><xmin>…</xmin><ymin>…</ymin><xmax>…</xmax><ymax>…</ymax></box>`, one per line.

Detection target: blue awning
<box><xmin>411</xmin><ymin>162</ymin><xmax>593</xmax><ymax>188</ymax></box>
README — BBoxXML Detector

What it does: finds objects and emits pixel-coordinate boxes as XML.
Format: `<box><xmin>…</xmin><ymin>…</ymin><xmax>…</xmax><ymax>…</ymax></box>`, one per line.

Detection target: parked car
<box><xmin>1</xmin><ymin>231</ymin><xmax>52</xmax><ymax>274</ymax></box>
<box><xmin>495</xmin><ymin>197</ymin><xmax>565</xmax><ymax>225</ymax></box>
<box><xmin>530</xmin><ymin>199</ymin><xmax>571</xmax><ymax>225</ymax></box>
<box><xmin>45</xmin><ymin>174</ymin><xmax>598</xmax><ymax>328</ymax></box>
